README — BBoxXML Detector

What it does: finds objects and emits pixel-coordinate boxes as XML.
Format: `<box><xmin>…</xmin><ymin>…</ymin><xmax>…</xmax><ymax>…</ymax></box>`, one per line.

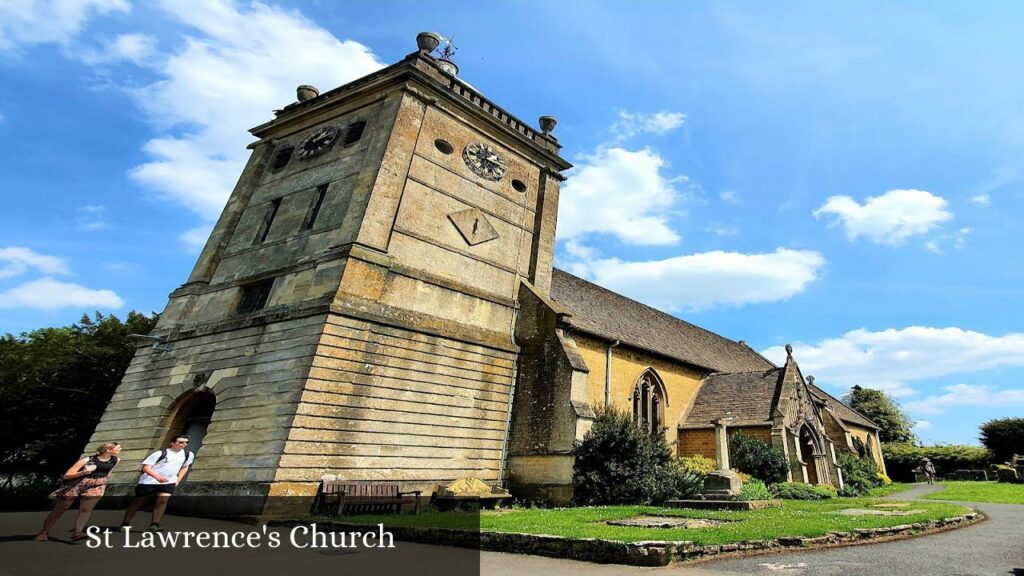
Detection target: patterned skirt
<box><xmin>48</xmin><ymin>477</ymin><xmax>108</xmax><ymax>500</ymax></box>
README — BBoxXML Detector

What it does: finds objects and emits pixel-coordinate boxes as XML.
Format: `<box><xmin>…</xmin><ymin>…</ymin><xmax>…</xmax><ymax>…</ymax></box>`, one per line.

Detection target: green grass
<box><xmin>866</xmin><ymin>483</ymin><xmax>917</xmax><ymax>497</ymax></box>
<box><xmin>323</xmin><ymin>497</ymin><xmax>970</xmax><ymax>545</ymax></box>
<box><xmin>923</xmin><ymin>481</ymin><xmax>1024</xmax><ymax>505</ymax></box>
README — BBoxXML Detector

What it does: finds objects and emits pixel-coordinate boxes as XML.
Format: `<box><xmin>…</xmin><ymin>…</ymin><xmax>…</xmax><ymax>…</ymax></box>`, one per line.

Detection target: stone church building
<box><xmin>88</xmin><ymin>34</ymin><xmax>884</xmax><ymax>512</ymax></box>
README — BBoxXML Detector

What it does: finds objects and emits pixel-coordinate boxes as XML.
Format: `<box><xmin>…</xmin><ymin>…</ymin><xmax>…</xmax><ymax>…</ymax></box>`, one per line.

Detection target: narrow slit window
<box><xmin>343</xmin><ymin>121</ymin><xmax>366</xmax><ymax>146</ymax></box>
<box><xmin>255</xmin><ymin>198</ymin><xmax>281</xmax><ymax>244</ymax></box>
<box><xmin>304</xmin><ymin>184</ymin><xmax>328</xmax><ymax>231</ymax></box>
<box><xmin>237</xmin><ymin>279</ymin><xmax>274</xmax><ymax>314</ymax></box>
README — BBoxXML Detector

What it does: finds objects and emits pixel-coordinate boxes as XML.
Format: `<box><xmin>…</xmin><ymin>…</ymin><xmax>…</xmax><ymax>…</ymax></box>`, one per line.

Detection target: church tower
<box><xmin>88</xmin><ymin>33</ymin><xmax>571</xmax><ymax>513</ymax></box>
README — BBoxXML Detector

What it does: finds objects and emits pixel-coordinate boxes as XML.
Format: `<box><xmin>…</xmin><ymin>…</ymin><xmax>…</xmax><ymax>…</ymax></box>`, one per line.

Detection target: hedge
<box><xmin>883</xmin><ymin>443</ymin><xmax>992</xmax><ymax>482</ymax></box>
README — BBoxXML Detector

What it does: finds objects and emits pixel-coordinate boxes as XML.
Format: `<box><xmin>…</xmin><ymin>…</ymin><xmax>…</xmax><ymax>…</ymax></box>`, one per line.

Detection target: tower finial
<box><xmin>785</xmin><ymin>343</ymin><xmax>793</xmax><ymax>358</ymax></box>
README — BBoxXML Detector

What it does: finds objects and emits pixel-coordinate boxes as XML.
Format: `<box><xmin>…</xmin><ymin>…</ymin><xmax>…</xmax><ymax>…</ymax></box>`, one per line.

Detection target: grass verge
<box><xmin>323</xmin><ymin>497</ymin><xmax>970</xmax><ymax>545</ymax></box>
<box><xmin>923</xmin><ymin>481</ymin><xmax>1024</xmax><ymax>504</ymax></box>
<box><xmin>866</xmin><ymin>483</ymin><xmax>917</xmax><ymax>497</ymax></box>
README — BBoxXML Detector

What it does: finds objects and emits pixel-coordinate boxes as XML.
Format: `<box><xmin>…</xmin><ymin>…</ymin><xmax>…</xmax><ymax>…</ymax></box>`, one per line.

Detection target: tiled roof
<box><xmin>680</xmin><ymin>369</ymin><xmax>782</xmax><ymax>429</ymax></box>
<box><xmin>549</xmin><ymin>269</ymin><xmax>776</xmax><ymax>373</ymax></box>
<box><xmin>807</xmin><ymin>383</ymin><xmax>880</xmax><ymax>430</ymax></box>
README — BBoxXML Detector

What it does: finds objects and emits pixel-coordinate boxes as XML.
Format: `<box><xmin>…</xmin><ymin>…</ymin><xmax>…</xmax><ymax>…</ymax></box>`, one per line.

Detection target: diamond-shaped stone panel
<box><xmin>448</xmin><ymin>208</ymin><xmax>499</xmax><ymax>246</ymax></box>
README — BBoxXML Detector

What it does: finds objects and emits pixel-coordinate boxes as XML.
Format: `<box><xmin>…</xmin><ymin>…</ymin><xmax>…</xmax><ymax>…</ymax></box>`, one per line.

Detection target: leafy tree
<box><xmin>843</xmin><ymin>386</ymin><xmax>916</xmax><ymax>444</ymax></box>
<box><xmin>882</xmin><ymin>443</ymin><xmax>992</xmax><ymax>482</ymax></box>
<box><xmin>728</xmin><ymin>433</ymin><xmax>789</xmax><ymax>484</ymax></box>
<box><xmin>980</xmin><ymin>418</ymin><xmax>1024</xmax><ymax>463</ymax></box>
<box><xmin>573</xmin><ymin>408</ymin><xmax>700</xmax><ymax>505</ymax></box>
<box><xmin>0</xmin><ymin>311</ymin><xmax>159</xmax><ymax>487</ymax></box>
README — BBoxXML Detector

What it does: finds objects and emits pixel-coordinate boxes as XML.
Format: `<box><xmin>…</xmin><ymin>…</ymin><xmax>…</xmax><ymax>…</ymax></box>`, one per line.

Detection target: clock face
<box><xmin>297</xmin><ymin>126</ymin><xmax>338</xmax><ymax>160</ymax></box>
<box><xmin>462</xmin><ymin>142</ymin><xmax>508</xmax><ymax>181</ymax></box>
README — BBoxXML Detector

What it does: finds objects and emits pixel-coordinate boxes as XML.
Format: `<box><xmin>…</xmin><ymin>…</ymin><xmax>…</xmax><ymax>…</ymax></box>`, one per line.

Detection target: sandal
<box><xmin>34</xmin><ymin>532</ymin><xmax>49</xmax><ymax>542</ymax></box>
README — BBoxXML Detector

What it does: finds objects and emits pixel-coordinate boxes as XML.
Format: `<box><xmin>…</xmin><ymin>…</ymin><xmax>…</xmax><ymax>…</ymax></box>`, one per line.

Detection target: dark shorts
<box><xmin>134</xmin><ymin>484</ymin><xmax>177</xmax><ymax>497</ymax></box>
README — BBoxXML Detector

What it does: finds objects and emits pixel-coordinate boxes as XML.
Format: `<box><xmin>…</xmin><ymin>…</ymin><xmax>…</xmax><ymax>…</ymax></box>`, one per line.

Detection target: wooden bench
<box><xmin>313</xmin><ymin>481</ymin><xmax>421</xmax><ymax>515</ymax></box>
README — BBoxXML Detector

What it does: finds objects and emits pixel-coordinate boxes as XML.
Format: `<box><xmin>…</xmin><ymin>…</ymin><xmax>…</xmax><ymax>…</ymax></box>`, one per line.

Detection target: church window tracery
<box><xmin>632</xmin><ymin>370</ymin><xmax>667</xmax><ymax>434</ymax></box>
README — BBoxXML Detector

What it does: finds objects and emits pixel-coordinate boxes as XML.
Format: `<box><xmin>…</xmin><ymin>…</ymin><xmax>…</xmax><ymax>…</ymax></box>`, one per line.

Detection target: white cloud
<box><xmin>558</xmin><ymin>147</ymin><xmax>683</xmax><ymax>245</ymax></box>
<box><xmin>121</xmin><ymin>0</ymin><xmax>383</xmax><ymax>245</ymax></box>
<box><xmin>180</xmin><ymin>224</ymin><xmax>214</xmax><ymax>253</ymax></box>
<box><xmin>80</xmin><ymin>32</ymin><xmax>157</xmax><ymax>65</ymax></box>
<box><xmin>0</xmin><ymin>0</ymin><xmax>129</xmax><ymax>51</ymax></box>
<box><xmin>0</xmin><ymin>277</ymin><xmax>123</xmax><ymax>310</ymax></box>
<box><xmin>905</xmin><ymin>384</ymin><xmax>1024</xmax><ymax>416</ymax></box>
<box><xmin>763</xmin><ymin>326</ymin><xmax>1024</xmax><ymax>397</ymax></box>
<box><xmin>76</xmin><ymin>205</ymin><xmax>109</xmax><ymax>231</ymax></box>
<box><xmin>0</xmin><ymin>247</ymin><xmax>70</xmax><ymax>280</ymax></box>
<box><xmin>570</xmin><ymin>248</ymin><xmax>825</xmax><ymax>311</ymax></box>
<box><xmin>914</xmin><ymin>420</ymin><xmax>931</xmax><ymax>430</ymax></box>
<box><xmin>719</xmin><ymin>190</ymin><xmax>740</xmax><ymax>204</ymax></box>
<box><xmin>813</xmin><ymin>189</ymin><xmax>953</xmax><ymax>246</ymax></box>
<box><xmin>969</xmin><ymin>193</ymin><xmax>992</xmax><ymax>207</ymax></box>
<box><xmin>705</xmin><ymin>224</ymin><xmax>738</xmax><ymax>237</ymax></box>
<box><xmin>611</xmin><ymin>110</ymin><xmax>685</xmax><ymax>140</ymax></box>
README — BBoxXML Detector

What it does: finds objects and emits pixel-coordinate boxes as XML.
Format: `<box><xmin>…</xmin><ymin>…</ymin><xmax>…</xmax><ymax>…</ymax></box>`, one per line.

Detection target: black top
<box><xmin>86</xmin><ymin>455</ymin><xmax>118</xmax><ymax>478</ymax></box>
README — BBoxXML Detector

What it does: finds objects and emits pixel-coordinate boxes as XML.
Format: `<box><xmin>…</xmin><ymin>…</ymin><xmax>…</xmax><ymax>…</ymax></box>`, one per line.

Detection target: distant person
<box><xmin>923</xmin><ymin>458</ymin><xmax>937</xmax><ymax>484</ymax></box>
<box><xmin>36</xmin><ymin>442</ymin><xmax>121</xmax><ymax>542</ymax></box>
<box><xmin>121</xmin><ymin>436</ymin><xmax>194</xmax><ymax>532</ymax></box>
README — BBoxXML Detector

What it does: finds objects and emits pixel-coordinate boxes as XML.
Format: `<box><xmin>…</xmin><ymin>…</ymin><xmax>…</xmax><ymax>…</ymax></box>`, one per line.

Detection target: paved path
<box><xmin>693</xmin><ymin>483</ymin><xmax>1024</xmax><ymax>576</ymax></box>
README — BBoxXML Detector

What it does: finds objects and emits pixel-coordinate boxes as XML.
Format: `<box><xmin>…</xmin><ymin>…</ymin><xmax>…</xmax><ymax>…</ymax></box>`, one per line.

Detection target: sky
<box><xmin>1</xmin><ymin>1</ymin><xmax>1022</xmax><ymax>446</ymax></box>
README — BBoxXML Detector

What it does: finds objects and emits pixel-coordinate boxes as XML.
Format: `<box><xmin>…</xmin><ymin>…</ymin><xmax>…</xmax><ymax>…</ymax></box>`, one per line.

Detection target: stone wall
<box><xmin>276</xmin><ymin>313</ymin><xmax>516</xmax><ymax>496</ymax></box>
<box><xmin>677</xmin><ymin>426</ymin><xmax>772</xmax><ymax>460</ymax></box>
<box><xmin>88</xmin><ymin>313</ymin><xmax>326</xmax><ymax>492</ymax></box>
<box><xmin>573</xmin><ymin>335</ymin><xmax>706</xmax><ymax>446</ymax></box>
<box><xmin>848</xmin><ymin>425</ymin><xmax>887</xmax><ymax>473</ymax></box>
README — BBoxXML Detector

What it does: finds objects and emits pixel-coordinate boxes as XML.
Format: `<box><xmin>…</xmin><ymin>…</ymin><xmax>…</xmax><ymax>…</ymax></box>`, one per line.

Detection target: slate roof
<box><xmin>549</xmin><ymin>269</ymin><xmax>775</xmax><ymax>373</ymax></box>
<box><xmin>807</xmin><ymin>383</ymin><xmax>880</xmax><ymax>430</ymax></box>
<box><xmin>680</xmin><ymin>369</ymin><xmax>782</xmax><ymax>429</ymax></box>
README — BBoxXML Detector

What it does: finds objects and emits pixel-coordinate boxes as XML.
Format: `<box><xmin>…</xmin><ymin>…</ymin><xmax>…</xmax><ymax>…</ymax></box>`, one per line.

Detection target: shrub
<box><xmin>573</xmin><ymin>408</ymin><xmax>700</xmax><ymax>505</ymax></box>
<box><xmin>729</xmin><ymin>433</ymin><xmax>789</xmax><ymax>484</ymax></box>
<box><xmin>770</xmin><ymin>482</ymin><xmax>837</xmax><ymax>500</ymax></box>
<box><xmin>877</xmin><ymin>472</ymin><xmax>892</xmax><ymax>485</ymax></box>
<box><xmin>838</xmin><ymin>452</ymin><xmax>882</xmax><ymax>496</ymax></box>
<box><xmin>738</xmin><ymin>479</ymin><xmax>772</xmax><ymax>501</ymax></box>
<box><xmin>678</xmin><ymin>455</ymin><xmax>717</xmax><ymax>477</ymax></box>
<box><xmin>980</xmin><ymin>418</ymin><xmax>1024</xmax><ymax>463</ymax></box>
<box><xmin>883</xmin><ymin>443</ymin><xmax>993</xmax><ymax>482</ymax></box>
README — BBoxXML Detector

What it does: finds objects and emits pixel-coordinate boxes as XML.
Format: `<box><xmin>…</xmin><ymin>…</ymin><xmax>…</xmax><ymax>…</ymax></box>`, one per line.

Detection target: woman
<box><xmin>35</xmin><ymin>442</ymin><xmax>121</xmax><ymax>542</ymax></box>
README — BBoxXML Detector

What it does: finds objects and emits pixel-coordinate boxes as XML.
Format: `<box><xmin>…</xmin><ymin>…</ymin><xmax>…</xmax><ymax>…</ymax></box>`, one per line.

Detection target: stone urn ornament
<box><xmin>417</xmin><ymin>32</ymin><xmax>442</xmax><ymax>53</ymax></box>
<box><xmin>296</xmin><ymin>85</ymin><xmax>319</xmax><ymax>102</ymax></box>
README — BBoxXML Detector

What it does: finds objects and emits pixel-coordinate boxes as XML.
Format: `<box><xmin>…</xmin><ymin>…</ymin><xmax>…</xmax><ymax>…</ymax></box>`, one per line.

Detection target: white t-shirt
<box><xmin>138</xmin><ymin>448</ymin><xmax>195</xmax><ymax>485</ymax></box>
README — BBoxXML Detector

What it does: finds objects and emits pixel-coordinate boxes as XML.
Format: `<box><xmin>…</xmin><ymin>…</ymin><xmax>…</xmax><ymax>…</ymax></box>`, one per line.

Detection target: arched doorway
<box><xmin>799</xmin><ymin>425</ymin><xmax>821</xmax><ymax>485</ymax></box>
<box><xmin>162</xmin><ymin>391</ymin><xmax>216</xmax><ymax>456</ymax></box>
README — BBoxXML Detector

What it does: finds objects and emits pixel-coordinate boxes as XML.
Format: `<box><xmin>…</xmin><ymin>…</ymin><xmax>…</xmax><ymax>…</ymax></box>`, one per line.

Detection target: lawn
<box><xmin>923</xmin><ymin>481</ymin><xmax>1024</xmax><ymax>505</ymax></box>
<box><xmin>866</xmin><ymin>483</ymin><xmax>917</xmax><ymax>497</ymax></box>
<box><xmin>324</xmin><ymin>497</ymin><xmax>970</xmax><ymax>545</ymax></box>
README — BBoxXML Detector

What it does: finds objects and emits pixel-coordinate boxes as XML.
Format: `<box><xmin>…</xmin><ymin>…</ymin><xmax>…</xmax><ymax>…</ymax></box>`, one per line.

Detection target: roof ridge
<box><xmin>552</xmin><ymin>268</ymin><xmax>754</xmax><ymax>350</ymax></box>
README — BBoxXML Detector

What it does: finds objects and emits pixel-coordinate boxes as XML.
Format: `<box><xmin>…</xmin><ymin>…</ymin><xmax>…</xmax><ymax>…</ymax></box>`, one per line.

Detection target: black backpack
<box><xmin>144</xmin><ymin>448</ymin><xmax>193</xmax><ymax>469</ymax></box>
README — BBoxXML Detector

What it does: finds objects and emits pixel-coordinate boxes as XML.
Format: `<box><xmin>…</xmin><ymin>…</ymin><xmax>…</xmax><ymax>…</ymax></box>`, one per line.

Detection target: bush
<box><xmin>838</xmin><ymin>452</ymin><xmax>882</xmax><ymax>496</ymax></box>
<box><xmin>729</xmin><ymin>433</ymin><xmax>789</xmax><ymax>484</ymax></box>
<box><xmin>678</xmin><ymin>455</ymin><xmax>717</xmax><ymax>477</ymax></box>
<box><xmin>738</xmin><ymin>479</ymin><xmax>772</xmax><ymax>501</ymax></box>
<box><xmin>770</xmin><ymin>482</ymin><xmax>837</xmax><ymax>500</ymax></box>
<box><xmin>573</xmin><ymin>408</ymin><xmax>701</xmax><ymax>505</ymax></box>
<box><xmin>980</xmin><ymin>418</ymin><xmax>1024</xmax><ymax>463</ymax></box>
<box><xmin>877</xmin><ymin>472</ymin><xmax>892</xmax><ymax>485</ymax></box>
<box><xmin>883</xmin><ymin>443</ymin><xmax>992</xmax><ymax>482</ymax></box>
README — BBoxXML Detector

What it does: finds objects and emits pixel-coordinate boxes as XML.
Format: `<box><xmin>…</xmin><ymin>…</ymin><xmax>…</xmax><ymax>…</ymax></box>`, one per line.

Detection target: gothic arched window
<box><xmin>632</xmin><ymin>370</ymin><xmax>667</xmax><ymax>434</ymax></box>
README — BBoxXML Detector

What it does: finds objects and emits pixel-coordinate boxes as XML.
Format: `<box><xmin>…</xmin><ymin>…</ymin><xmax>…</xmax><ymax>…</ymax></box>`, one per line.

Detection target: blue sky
<box><xmin>1</xmin><ymin>1</ymin><xmax>1022</xmax><ymax>446</ymax></box>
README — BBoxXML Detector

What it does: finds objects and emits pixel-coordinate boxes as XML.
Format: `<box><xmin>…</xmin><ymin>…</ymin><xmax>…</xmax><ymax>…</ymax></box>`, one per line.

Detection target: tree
<box><xmin>0</xmin><ymin>311</ymin><xmax>159</xmax><ymax>486</ymax></box>
<box><xmin>980</xmin><ymin>418</ymin><xmax>1024</xmax><ymax>463</ymax></box>
<box><xmin>843</xmin><ymin>386</ymin><xmax>916</xmax><ymax>444</ymax></box>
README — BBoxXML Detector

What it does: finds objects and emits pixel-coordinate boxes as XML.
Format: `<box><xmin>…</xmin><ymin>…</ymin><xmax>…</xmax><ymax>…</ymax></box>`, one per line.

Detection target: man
<box><xmin>922</xmin><ymin>457</ymin><xmax>937</xmax><ymax>485</ymax></box>
<box><xmin>122</xmin><ymin>435</ymin><xmax>194</xmax><ymax>532</ymax></box>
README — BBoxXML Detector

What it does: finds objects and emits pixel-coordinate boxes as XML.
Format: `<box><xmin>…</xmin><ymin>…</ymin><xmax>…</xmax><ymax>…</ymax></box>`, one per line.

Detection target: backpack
<box><xmin>143</xmin><ymin>449</ymin><xmax>193</xmax><ymax>470</ymax></box>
